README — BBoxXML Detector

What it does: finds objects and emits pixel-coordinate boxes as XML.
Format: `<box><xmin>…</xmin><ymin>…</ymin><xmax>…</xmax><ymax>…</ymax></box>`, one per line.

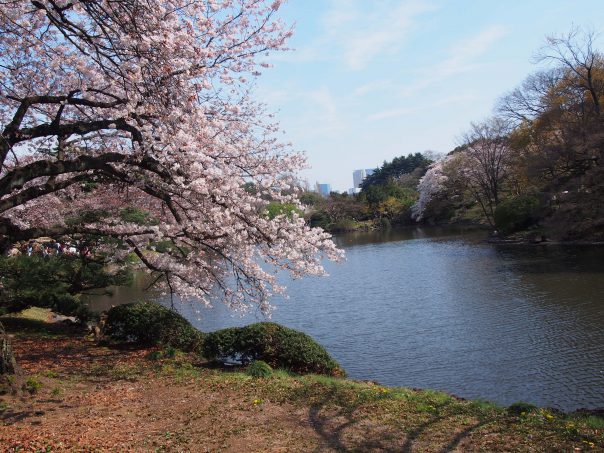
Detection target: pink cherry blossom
<box><xmin>0</xmin><ymin>0</ymin><xmax>342</xmax><ymax>314</ymax></box>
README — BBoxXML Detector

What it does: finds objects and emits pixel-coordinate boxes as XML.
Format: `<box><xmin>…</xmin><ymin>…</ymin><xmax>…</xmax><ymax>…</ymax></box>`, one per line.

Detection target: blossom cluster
<box><xmin>0</xmin><ymin>0</ymin><xmax>342</xmax><ymax>313</ymax></box>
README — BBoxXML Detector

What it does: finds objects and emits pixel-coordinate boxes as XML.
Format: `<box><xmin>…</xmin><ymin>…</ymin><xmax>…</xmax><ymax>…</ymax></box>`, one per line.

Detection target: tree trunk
<box><xmin>0</xmin><ymin>320</ymin><xmax>23</xmax><ymax>394</ymax></box>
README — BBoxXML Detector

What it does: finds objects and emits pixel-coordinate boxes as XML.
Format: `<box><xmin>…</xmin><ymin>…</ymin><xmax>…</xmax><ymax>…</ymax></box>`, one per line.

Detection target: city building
<box><xmin>316</xmin><ymin>183</ymin><xmax>331</xmax><ymax>197</ymax></box>
<box><xmin>352</xmin><ymin>168</ymin><xmax>377</xmax><ymax>189</ymax></box>
<box><xmin>352</xmin><ymin>169</ymin><xmax>365</xmax><ymax>189</ymax></box>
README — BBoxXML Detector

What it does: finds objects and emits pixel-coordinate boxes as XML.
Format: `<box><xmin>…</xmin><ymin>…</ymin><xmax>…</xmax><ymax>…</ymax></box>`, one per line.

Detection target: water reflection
<box><xmin>87</xmin><ymin>228</ymin><xmax>604</xmax><ymax>411</ymax></box>
<box><xmin>332</xmin><ymin>225</ymin><xmax>486</xmax><ymax>247</ymax></box>
<box><xmin>84</xmin><ymin>272</ymin><xmax>158</xmax><ymax>312</ymax></box>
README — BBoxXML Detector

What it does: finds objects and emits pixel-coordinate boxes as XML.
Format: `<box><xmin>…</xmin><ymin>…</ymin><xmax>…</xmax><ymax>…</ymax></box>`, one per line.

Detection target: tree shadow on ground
<box><xmin>1</xmin><ymin>317</ymin><xmax>86</xmax><ymax>338</ymax></box>
<box><xmin>5</xmin><ymin>322</ymin><xmax>152</xmax><ymax>381</ymax></box>
<box><xmin>0</xmin><ymin>407</ymin><xmax>44</xmax><ymax>424</ymax></box>
<box><xmin>305</xmin><ymin>387</ymin><xmax>488</xmax><ymax>452</ymax></box>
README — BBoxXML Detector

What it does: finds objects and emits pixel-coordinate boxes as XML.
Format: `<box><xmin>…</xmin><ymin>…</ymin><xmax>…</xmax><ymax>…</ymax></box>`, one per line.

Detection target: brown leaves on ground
<box><xmin>0</xmin><ymin>330</ymin><xmax>602</xmax><ymax>452</ymax></box>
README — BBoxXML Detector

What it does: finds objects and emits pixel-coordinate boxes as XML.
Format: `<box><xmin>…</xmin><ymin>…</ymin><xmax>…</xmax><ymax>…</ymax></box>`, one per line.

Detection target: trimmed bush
<box><xmin>330</xmin><ymin>219</ymin><xmax>358</xmax><ymax>232</ymax></box>
<box><xmin>507</xmin><ymin>401</ymin><xmax>538</xmax><ymax>416</ymax></box>
<box><xmin>104</xmin><ymin>302</ymin><xmax>205</xmax><ymax>353</ymax></box>
<box><xmin>494</xmin><ymin>195</ymin><xmax>540</xmax><ymax>234</ymax></box>
<box><xmin>309</xmin><ymin>211</ymin><xmax>331</xmax><ymax>230</ymax></box>
<box><xmin>203</xmin><ymin>322</ymin><xmax>345</xmax><ymax>376</ymax></box>
<box><xmin>247</xmin><ymin>360</ymin><xmax>273</xmax><ymax>378</ymax></box>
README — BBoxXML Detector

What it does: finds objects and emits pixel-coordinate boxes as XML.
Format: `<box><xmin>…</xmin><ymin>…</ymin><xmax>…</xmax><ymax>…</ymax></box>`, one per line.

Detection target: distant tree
<box><xmin>264</xmin><ymin>202</ymin><xmax>302</xmax><ymax>220</ymax></box>
<box><xmin>498</xmin><ymin>28</ymin><xmax>604</xmax><ymax>183</ymax></box>
<box><xmin>460</xmin><ymin>118</ymin><xmax>513</xmax><ymax>226</ymax></box>
<box><xmin>299</xmin><ymin>191</ymin><xmax>323</xmax><ymax>207</ymax></box>
<box><xmin>421</xmin><ymin>150</ymin><xmax>445</xmax><ymax>162</ymax></box>
<box><xmin>360</xmin><ymin>153</ymin><xmax>432</xmax><ymax>190</ymax></box>
<box><xmin>412</xmin><ymin>157</ymin><xmax>451</xmax><ymax>221</ymax></box>
<box><xmin>412</xmin><ymin>152</ymin><xmax>472</xmax><ymax>223</ymax></box>
<box><xmin>536</xmin><ymin>28</ymin><xmax>602</xmax><ymax>117</ymax></box>
<box><xmin>322</xmin><ymin>193</ymin><xmax>367</xmax><ymax>223</ymax></box>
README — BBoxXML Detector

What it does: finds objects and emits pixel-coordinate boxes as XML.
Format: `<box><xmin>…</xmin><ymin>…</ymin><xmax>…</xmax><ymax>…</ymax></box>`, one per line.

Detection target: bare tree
<box><xmin>498</xmin><ymin>28</ymin><xmax>604</xmax><ymax>181</ymax></box>
<box><xmin>497</xmin><ymin>69</ymin><xmax>564</xmax><ymax>124</ymax></box>
<box><xmin>461</xmin><ymin>118</ymin><xmax>512</xmax><ymax>226</ymax></box>
<box><xmin>535</xmin><ymin>27</ymin><xmax>602</xmax><ymax>117</ymax></box>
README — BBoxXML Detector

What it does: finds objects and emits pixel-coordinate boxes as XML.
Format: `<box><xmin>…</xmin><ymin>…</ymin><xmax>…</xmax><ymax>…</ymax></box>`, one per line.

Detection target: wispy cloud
<box><xmin>270</xmin><ymin>86</ymin><xmax>346</xmax><ymax>138</ymax></box>
<box><xmin>340</xmin><ymin>1</ymin><xmax>436</xmax><ymax>70</ymax></box>
<box><xmin>288</xmin><ymin>0</ymin><xmax>436</xmax><ymax>70</ymax></box>
<box><xmin>367</xmin><ymin>106</ymin><xmax>416</xmax><ymax>121</ymax></box>
<box><xmin>438</xmin><ymin>25</ymin><xmax>508</xmax><ymax>77</ymax></box>
<box><xmin>306</xmin><ymin>87</ymin><xmax>346</xmax><ymax>135</ymax></box>
<box><xmin>366</xmin><ymin>92</ymin><xmax>479</xmax><ymax>122</ymax></box>
<box><xmin>353</xmin><ymin>79</ymin><xmax>394</xmax><ymax>96</ymax></box>
<box><xmin>398</xmin><ymin>24</ymin><xmax>508</xmax><ymax>97</ymax></box>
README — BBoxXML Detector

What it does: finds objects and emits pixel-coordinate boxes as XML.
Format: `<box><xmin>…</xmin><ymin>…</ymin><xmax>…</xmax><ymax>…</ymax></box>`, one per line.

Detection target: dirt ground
<box><xmin>0</xmin><ymin>322</ymin><xmax>602</xmax><ymax>452</ymax></box>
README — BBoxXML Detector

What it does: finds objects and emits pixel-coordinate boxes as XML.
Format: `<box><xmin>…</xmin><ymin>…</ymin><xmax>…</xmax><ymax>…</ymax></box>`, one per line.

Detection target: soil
<box><xmin>0</xmin><ymin>320</ymin><xmax>602</xmax><ymax>452</ymax></box>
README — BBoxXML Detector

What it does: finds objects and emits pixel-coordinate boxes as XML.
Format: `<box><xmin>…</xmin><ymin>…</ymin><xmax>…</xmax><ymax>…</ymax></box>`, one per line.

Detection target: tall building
<box><xmin>316</xmin><ymin>183</ymin><xmax>331</xmax><ymax>197</ymax></box>
<box><xmin>352</xmin><ymin>168</ymin><xmax>377</xmax><ymax>189</ymax></box>
<box><xmin>352</xmin><ymin>169</ymin><xmax>365</xmax><ymax>189</ymax></box>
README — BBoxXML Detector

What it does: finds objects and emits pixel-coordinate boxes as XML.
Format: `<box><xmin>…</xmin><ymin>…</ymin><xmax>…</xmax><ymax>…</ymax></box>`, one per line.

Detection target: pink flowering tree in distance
<box><xmin>0</xmin><ymin>0</ymin><xmax>342</xmax><ymax>314</ymax></box>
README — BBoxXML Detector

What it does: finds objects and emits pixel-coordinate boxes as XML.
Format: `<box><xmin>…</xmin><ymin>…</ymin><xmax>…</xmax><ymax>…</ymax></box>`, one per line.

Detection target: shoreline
<box><xmin>353</xmin><ymin>379</ymin><xmax>604</xmax><ymax>417</ymax></box>
<box><xmin>332</xmin><ymin>221</ymin><xmax>604</xmax><ymax>246</ymax></box>
<box><xmin>1</xmin><ymin>315</ymin><xmax>603</xmax><ymax>451</ymax></box>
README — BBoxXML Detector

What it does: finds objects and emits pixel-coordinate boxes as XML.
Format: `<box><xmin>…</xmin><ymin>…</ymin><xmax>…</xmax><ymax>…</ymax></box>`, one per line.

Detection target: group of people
<box><xmin>6</xmin><ymin>239</ymin><xmax>91</xmax><ymax>258</ymax></box>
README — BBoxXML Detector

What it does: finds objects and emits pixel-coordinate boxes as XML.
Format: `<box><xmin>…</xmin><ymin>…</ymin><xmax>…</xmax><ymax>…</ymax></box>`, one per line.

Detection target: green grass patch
<box><xmin>246</xmin><ymin>360</ymin><xmax>273</xmax><ymax>378</ymax></box>
<box><xmin>581</xmin><ymin>415</ymin><xmax>604</xmax><ymax>429</ymax></box>
<box><xmin>25</xmin><ymin>376</ymin><xmax>43</xmax><ymax>394</ymax></box>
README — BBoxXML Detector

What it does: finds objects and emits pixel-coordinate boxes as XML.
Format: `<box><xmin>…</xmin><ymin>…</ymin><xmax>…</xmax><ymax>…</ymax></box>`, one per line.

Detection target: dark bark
<box><xmin>0</xmin><ymin>320</ymin><xmax>23</xmax><ymax>395</ymax></box>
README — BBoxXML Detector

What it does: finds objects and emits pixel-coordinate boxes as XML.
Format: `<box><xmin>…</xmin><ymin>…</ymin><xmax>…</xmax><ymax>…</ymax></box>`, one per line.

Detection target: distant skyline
<box><xmin>254</xmin><ymin>0</ymin><xmax>604</xmax><ymax>191</ymax></box>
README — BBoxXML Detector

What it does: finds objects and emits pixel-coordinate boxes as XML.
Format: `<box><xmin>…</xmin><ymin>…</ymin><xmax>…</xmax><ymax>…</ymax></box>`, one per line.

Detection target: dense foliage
<box><xmin>0</xmin><ymin>254</ymin><xmax>130</xmax><ymax>321</ymax></box>
<box><xmin>302</xmin><ymin>153</ymin><xmax>433</xmax><ymax>231</ymax></box>
<box><xmin>203</xmin><ymin>322</ymin><xmax>344</xmax><ymax>376</ymax></box>
<box><xmin>104</xmin><ymin>302</ymin><xmax>205</xmax><ymax>353</ymax></box>
<box><xmin>360</xmin><ymin>153</ymin><xmax>432</xmax><ymax>189</ymax></box>
<box><xmin>494</xmin><ymin>195</ymin><xmax>540</xmax><ymax>234</ymax></box>
<box><xmin>413</xmin><ymin>29</ymin><xmax>604</xmax><ymax>239</ymax></box>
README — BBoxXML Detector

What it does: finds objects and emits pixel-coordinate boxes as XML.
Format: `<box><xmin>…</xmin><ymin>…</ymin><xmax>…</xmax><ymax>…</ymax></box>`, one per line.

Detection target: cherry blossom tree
<box><xmin>411</xmin><ymin>157</ymin><xmax>449</xmax><ymax>221</ymax></box>
<box><xmin>0</xmin><ymin>0</ymin><xmax>342</xmax><ymax>314</ymax></box>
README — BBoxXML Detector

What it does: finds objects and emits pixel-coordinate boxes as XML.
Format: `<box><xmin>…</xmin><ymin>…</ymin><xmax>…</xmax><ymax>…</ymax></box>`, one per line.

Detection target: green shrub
<box><xmin>584</xmin><ymin>415</ymin><xmax>604</xmax><ymax>429</ymax></box>
<box><xmin>152</xmin><ymin>240</ymin><xmax>173</xmax><ymax>253</ymax></box>
<box><xmin>203</xmin><ymin>322</ymin><xmax>345</xmax><ymax>376</ymax></box>
<box><xmin>65</xmin><ymin>208</ymin><xmax>110</xmax><ymax>226</ymax></box>
<box><xmin>104</xmin><ymin>302</ymin><xmax>205</xmax><ymax>353</ymax></box>
<box><xmin>507</xmin><ymin>401</ymin><xmax>538</xmax><ymax>416</ymax></box>
<box><xmin>377</xmin><ymin>217</ymin><xmax>391</xmax><ymax>229</ymax></box>
<box><xmin>309</xmin><ymin>211</ymin><xmax>331</xmax><ymax>230</ymax></box>
<box><xmin>247</xmin><ymin>360</ymin><xmax>273</xmax><ymax>378</ymax></box>
<box><xmin>494</xmin><ymin>195</ymin><xmax>540</xmax><ymax>234</ymax></box>
<box><xmin>25</xmin><ymin>377</ymin><xmax>43</xmax><ymax>394</ymax></box>
<box><xmin>330</xmin><ymin>219</ymin><xmax>358</xmax><ymax>232</ymax></box>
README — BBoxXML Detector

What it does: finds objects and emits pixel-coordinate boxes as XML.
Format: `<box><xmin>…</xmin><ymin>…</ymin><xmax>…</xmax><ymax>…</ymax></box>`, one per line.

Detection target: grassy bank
<box><xmin>1</xmin><ymin>316</ymin><xmax>602</xmax><ymax>452</ymax></box>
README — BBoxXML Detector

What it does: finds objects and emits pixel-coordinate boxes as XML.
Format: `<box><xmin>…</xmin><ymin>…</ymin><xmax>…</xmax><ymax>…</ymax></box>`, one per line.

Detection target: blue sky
<box><xmin>255</xmin><ymin>0</ymin><xmax>604</xmax><ymax>191</ymax></box>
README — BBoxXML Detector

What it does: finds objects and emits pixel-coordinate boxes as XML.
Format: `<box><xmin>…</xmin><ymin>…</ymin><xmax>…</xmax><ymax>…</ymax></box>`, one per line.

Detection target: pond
<box><xmin>88</xmin><ymin>226</ymin><xmax>604</xmax><ymax>411</ymax></box>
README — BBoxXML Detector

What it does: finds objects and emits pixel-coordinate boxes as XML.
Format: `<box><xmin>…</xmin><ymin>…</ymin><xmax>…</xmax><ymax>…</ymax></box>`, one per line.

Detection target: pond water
<box><xmin>88</xmin><ymin>226</ymin><xmax>604</xmax><ymax>411</ymax></box>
